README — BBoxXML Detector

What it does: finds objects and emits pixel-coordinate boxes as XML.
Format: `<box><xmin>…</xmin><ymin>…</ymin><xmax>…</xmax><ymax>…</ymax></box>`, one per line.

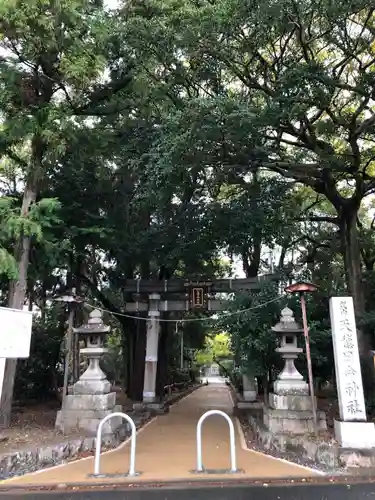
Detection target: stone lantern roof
<box><xmin>73</xmin><ymin>309</ymin><xmax>110</xmax><ymax>335</ymax></box>
<box><xmin>271</xmin><ymin>307</ymin><xmax>303</xmax><ymax>334</ymax></box>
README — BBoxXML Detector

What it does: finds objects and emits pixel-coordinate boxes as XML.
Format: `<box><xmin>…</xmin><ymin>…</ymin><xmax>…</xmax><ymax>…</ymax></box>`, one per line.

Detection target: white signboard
<box><xmin>329</xmin><ymin>297</ymin><xmax>366</xmax><ymax>421</ymax></box>
<box><xmin>0</xmin><ymin>306</ymin><xmax>32</xmax><ymax>358</ymax></box>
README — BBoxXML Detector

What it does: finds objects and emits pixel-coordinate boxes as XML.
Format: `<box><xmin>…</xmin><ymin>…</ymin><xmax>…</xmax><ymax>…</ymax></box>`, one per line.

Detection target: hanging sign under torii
<box><xmin>184</xmin><ymin>282</ymin><xmax>212</xmax><ymax>310</ymax></box>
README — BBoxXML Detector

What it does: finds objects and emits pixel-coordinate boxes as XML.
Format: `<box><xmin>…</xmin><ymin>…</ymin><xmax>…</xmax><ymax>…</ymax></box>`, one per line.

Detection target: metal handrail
<box><xmin>93</xmin><ymin>412</ymin><xmax>137</xmax><ymax>476</ymax></box>
<box><xmin>196</xmin><ymin>409</ymin><xmax>237</xmax><ymax>473</ymax></box>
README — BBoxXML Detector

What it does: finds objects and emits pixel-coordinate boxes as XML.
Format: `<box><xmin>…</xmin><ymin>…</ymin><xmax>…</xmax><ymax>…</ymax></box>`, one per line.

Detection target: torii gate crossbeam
<box><xmin>127</xmin><ymin>274</ymin><xmax>278</xmax><ymax>409</ymax></box>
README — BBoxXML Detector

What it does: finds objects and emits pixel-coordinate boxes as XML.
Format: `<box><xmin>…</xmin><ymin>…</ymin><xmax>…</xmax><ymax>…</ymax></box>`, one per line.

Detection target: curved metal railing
<box><xmin>196</xmin><ymin>409</ymin><xmax>237</xmax><ymax>473</ymax></box>
<box><xmin>93</xmin><ymin>412</ymin><xmax>137</xmax><ymax>476</ymax></box>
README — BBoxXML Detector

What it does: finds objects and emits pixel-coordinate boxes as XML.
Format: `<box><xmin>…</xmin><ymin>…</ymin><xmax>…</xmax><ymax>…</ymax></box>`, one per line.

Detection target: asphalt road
<box><xmin>0</xmin><ymin>482</ymin><xmax>375</xmax><ymax>500</ymax></box>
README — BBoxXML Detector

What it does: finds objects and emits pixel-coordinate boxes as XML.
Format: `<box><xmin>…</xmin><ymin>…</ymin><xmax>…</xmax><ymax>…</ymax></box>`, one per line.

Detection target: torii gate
<box><xmin>122</xmin><ymin>275</ymin><xmax>277</xmax><ymax>406</ymax></box>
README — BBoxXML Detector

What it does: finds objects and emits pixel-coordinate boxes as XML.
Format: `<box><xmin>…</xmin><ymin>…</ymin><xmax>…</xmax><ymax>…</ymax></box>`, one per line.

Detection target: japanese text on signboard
<box><xmin>329</xmin><ymin>297</ymin><xmax>366</xmax><ymax>421</ymax></box>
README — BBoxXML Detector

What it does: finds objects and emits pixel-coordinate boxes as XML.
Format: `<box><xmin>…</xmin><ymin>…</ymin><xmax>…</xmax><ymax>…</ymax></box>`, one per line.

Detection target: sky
<box><xmin>105</xmin><ymin>0</ymin><xmax>121</xmax><ymax>8</ymax></box>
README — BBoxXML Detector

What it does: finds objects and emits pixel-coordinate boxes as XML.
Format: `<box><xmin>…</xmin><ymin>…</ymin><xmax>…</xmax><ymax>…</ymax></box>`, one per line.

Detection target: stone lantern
<box><xmin>272</xmin><ymin>307</ymin><xmax>308</xmax><ymax>395</ymax></box>
<box><xmin>73</xmin><ymin>309</ymin><xmax>111</xmax><ymax>395</ymax></box>
<box><xmin>263</xmin><ymin>307</ymin><xmax>327</xmax><ymax>434</ymax></box>
<box><xmin>55</xmin><ymin>310</ymin><xmax>121</xmax><ymax>435</ymax></box>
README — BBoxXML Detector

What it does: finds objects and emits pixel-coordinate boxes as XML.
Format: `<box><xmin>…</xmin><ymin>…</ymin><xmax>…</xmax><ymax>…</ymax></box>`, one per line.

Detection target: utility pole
<box><xmin>285</xmin><ymin>281</ymin><xmax>319</xmax><ymax>436</ymax></box>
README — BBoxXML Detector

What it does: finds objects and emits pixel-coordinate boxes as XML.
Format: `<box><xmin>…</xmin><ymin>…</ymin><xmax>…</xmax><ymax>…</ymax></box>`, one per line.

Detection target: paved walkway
<box><xmin>2</xmin><ymin>382</ymin><xmax>320</xmax><ymax>486</ymax></box>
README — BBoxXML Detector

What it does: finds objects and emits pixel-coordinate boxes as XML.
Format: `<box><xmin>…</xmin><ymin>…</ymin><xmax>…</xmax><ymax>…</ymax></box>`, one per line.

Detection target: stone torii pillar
<box><xmin>142</xmin><ymin>293</ymin><xmax>162</xmax><ymax>407</ymax></box>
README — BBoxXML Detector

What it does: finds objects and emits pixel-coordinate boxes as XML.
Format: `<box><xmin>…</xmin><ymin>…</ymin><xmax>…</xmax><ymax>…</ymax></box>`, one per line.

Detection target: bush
<box><xmin>14</xmin><ymin>311</ymin><xmax>64</xmax><ymax>402</ymax></box>
<box><xmin>228</xmin><ymin>366</ymin><xmax>242</xmax><ymax>391</ymax></box>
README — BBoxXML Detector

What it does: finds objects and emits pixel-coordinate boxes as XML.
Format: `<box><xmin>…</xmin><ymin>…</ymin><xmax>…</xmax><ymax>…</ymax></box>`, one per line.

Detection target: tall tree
<box><xmin>132</xmin><ymin>0</ymin><xmax>375</xmax><ymax>355</ymax></box>
<box><xmin>0</xmin><ymin>0</ymin><xmax>133</xmax><ymax>425</ymax></box>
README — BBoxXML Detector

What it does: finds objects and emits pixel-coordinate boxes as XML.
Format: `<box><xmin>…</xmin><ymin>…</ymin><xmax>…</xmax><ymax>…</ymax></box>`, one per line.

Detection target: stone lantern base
<box><xmin>264</xmin><ymin>393</ymin><xmax>327</xmax><ymax>434</ymax></box>
<box><xmin>56</xmin><ymin>392</ymin><xmax>122</xmax><ymax>436</ymax></box>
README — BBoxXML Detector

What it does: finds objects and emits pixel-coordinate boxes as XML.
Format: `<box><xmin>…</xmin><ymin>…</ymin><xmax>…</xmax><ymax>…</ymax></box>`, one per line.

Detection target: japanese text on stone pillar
<box><xmin>329</xmin><ymin>297</ymin><xmax>366</xmax><ymax>422</ymax></box>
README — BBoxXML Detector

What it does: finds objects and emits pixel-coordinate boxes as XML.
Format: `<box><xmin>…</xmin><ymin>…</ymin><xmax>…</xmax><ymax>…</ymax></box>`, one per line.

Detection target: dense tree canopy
<box><xmin>1</xmin><ymin>0</ymin><xmax>375</xmax><ymax>424</ymax></box>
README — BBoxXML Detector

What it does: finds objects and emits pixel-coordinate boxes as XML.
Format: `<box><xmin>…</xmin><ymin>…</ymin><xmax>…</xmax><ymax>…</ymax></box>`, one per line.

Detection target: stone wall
<box><xmin>248</xmin><ymin>414</ymin><xmax>338</xmax><ymax>468</ymax></box>
<box><xmin>0</xmin><ymin>416</ymin><xmax>142</xmax><ymax>480</ymax></box>
<box><xmin>247</xmin><ymin>414</ymin><xmax>375</xmax><ymax>470</ymax></box>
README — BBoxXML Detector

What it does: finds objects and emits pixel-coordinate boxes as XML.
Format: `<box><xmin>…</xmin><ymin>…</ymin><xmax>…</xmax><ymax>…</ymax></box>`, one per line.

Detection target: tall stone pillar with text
<box><xmin>330</xmin><ymin>296</ymin><xmax>375</xmax><ymax>448</ymax></box>
<box><xmin>142</xmin><ymin>293</ymin><xmax>164</xmax><ymax>411</ymax></box>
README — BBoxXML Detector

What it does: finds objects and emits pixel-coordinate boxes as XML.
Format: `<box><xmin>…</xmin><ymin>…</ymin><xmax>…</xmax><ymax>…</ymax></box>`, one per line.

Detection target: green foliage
<box><xmin>0</xmin><ymin>196</ymin><xmax>61</xmax><ymax>278</ymax></box>
<box><xmin>0</xmin><ymin>247</ymin><xmax>17</xmax><ymax>279</ymax></box>
<box><xmin>195</xmin><ymin>332</ymin><xmax>232</xmax><ymax>366</ymax></box>
<box><xmin>227</xmin><ymin>365</ymin><xmax>243</xmax><ymax>391</ymax></box>
<box><xmin>220</xmin><ymin>283</ymin><xmax>285</xmax><ymax>377</ymax></box>
<box><xmin>135</xmin><ymin>0</ymin><xmax>375</xmax><ymax>318</ymax></box>
<box><xmin>167</xmin><ymin>366</ymin><xmax>192</xmax><ymax>384</ymax></box>
<box><xmin>101</xmin><ymin>326</ymin><xmax>123</xmax><ymax>384</ymax></box>
<box><xmin>2</xmin><ymin>0</ymin><xmax>375</xmax><ymax>410</ymax></box>
<box><xmin>14</xmin><ymin>309</ymin><xmax>64</xmax><ymax>401</ymax></box>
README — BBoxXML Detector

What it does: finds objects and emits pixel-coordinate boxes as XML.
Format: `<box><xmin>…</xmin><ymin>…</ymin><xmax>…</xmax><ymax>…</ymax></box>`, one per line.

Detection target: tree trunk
<box><xmin>0</xmin><ymin>185</ymin><xmax>37</xmax><ymax>427</ymax></box>
<box><xmin>0</xmin><ymin>127</ymin><xmax>48</xmax><ymax>428</ymax></box>
<box><xmin>127</xmin><ymin>320</ymin><xmax>146</xmax><ymax>401</ymax></box>
<box><xmin>123</xmin><ymin>324</ymin><xmax>132</xmax><ymax>393</ymax></box>
<box><xmin>241</xmin><ymin>237</ymin><xmax>261</xmax><ymax>278</ymax></box>
<box><xmin>339</xmin><ymin>205</ymin><xmax>375</xmax><ymax>398</ymax></box>
<box><xmin>340</xmin><ymin>208</ymin><xmax>368</xmax><ymax>354</ymax></box>
<box><xmin>118</xmin><ymin>316</ymin><xmax>135</xmax><ymax>395</ymax></box>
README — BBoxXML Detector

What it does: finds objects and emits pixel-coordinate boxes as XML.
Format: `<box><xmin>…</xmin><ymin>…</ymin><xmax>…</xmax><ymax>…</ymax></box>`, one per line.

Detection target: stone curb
<box><xmin>0</xmin><ymin>383</ymin><xmax>201</xmax><ymax>480</ymax></box>
<box><xmin>0</xmin><ymin>418</ymin><xmax>134</xmax><ymax>480</ymax></box>
<box><xmin>246</xmin><ymin>412</ymin><xmax>375</xmax><ymax>470</ymax></box>
<box><xmin>247</xmin><ymin>414</ymin><xmax>339</xmax><ymax>468</ymax></box>
<box><xmin>229</xmin><ymin>383</ymin><xmax>375</xmax><ymax>470</ymax></box>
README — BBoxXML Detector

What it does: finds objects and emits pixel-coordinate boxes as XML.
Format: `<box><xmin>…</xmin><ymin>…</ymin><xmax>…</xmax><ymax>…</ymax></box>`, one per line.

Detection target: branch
<box><xmin>277</xmin><ymin>235</ymin><xmax>307</xmax><ymax>269</ymax></box>
<box><xmin>299</xmin><ymin>195</ymin><xmax>321</xmax><ymax>215</ymax></box>
<box><xmin>354</xmin><ymin>113</ymin><xmax>375</xmax><ymax>137</ymax></box>
<box><xmin>71</xmin><ymin>72</ymin><xmax>134</xmax><ymax>115</ymax></box>
<box><xmin>325</xmin><ymin>107</ymin><xmax>346</xmax><ymax>127</ymax></box>
<box><xmin>215</xmin><ymin>51</ymin><xmax>274</xmax><ymax>96</ymax></box>
<box><xmin>364</xmin><ymin>177</ymin><xmax>375</xmax><ymax>194</ymax></box>
<box><xmin>308</xmin><ymin>74</ymin><xmax>368</xmax><ymax>97</ymax></box>
<box><xmin>79</xmin><ymin>273</ymin><xmax>124</xmax><ymax>318</ymax></box>
<box><xmin>266</xmin><ymin>163</ymin><xmax>321</xmax><ymax>190</ymax></box>
<box><xmin>213</xmin><ymin>355</ymin><xmax>230</xmax><ymax>377</ymax></box>
<box><xmin>11</xmin><ymin>44</ymin><xmax>134</xmax><ymax>117</ymax></box>
<box><xmin>265</xmin><ymin>134</ymin><xmax>305</xmax><ymax>148</ymax></box>
<box><xmin>302</xmin><ymin>234</ymin><xmax>334</xmax><ymax>249</ymax></box>
<box><xmin>296</xmin><ymin>216</ymin><xmax>340</xmax><ymax>225</ymax></box>
<box><xmin>3</xmin><ymin>147</ymin><xmax>28</xmax><ymax>169</ymax></box>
